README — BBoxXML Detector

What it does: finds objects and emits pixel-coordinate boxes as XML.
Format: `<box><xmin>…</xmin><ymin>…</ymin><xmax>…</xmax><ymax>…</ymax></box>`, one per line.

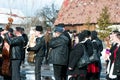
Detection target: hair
<box><xmin>78</xmin><ymin>32</ymin><xmax>85</xmax><ymax>42</ymax></box>
<box><xmin>16</xmin><ymin>27</ymin><xmax>22</xmax><ymax>34</ymax></box>
<box><xmin>116</xmin><ymin>32</ymin><xmax>120</xmax><ymax>40</ymax></box>
<box><xmin>112</xmin><ymin>30</ymin><xmax>119</xmax><ymax>34</ymax></box>
<box><xmin>91</xmin><ymin>31</ymin><xmax>98</xmax><ymax>40</ymax></box>
<box><xmin>81</xmin><ymin>30</ymin><xmax>91</xmax><ymax>38</ymax></box>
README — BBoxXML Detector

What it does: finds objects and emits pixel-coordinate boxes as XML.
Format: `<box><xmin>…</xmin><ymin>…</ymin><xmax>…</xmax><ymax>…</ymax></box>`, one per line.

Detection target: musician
<box><xmin>21</xmin><ymin>27</ymin><xmax>28</xmax><ymax>63</ymax></box>
<box><xmin>2</xmin><ymin>27</ymin><xmax>25</xmax><ymax>80</ymax></box>
<box><xmin>0</xmin><ymin>28</ymin><xmax>4</xmax><ymax>75</ymax></box>
<box><xmin>0</xmin><ymin>28</ymin><xmax>4</xmax><ymax>55</ymax></box>
<box><xmin>27</xmin><ymin>26</ymin><xmax>46</xmax><ymax>80</ymax></box>
<box><xmin>3</xmin><ymin>28</ymin><xmax>14</xmax><ymax>80</ymax></box>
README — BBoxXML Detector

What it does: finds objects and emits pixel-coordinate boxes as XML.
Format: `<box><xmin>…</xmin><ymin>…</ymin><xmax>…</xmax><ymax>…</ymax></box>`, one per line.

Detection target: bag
<box><xmin>89</xmin><ymin>49</ymin><xmax>100</xmax><ymax>62</ymax></box>
<box><xmin>77</xmin><ymin>44</ymin><xmax>90</xmax><ymax>68</ymax></box>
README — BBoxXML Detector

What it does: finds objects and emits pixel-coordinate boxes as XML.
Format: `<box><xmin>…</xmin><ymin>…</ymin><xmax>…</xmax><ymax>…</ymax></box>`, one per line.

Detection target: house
<box><xmin>0</xmin><ymin>8</ymin><xmax>25</xmax><ymax>28</ymax></box>
<box><xmin>54</xmin><ymin>0</ymin><xmax>120</xmax><ymax>32</ymax></box>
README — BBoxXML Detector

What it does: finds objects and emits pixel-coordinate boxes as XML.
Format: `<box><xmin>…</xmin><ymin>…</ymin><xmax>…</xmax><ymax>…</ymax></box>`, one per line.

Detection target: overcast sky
<box><xmin>0</xmin><ymin>0</ymin><xmax>64</xmax><ymax>16</ymax></box>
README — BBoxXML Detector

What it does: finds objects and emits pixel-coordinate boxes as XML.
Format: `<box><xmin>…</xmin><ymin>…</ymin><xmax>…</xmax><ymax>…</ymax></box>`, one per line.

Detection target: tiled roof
<box><xmin>55</xmin><ymin>0</ymin><xmax>120</xmax><ymax>25</ymax></box>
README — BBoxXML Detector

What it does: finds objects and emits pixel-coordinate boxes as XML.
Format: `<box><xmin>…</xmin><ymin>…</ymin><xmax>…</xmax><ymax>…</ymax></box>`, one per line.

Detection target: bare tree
<box><xmin>35</xmin><ymin>3</ymin><xmax>59</xmax><ymax>27</ymax></box>
<box><xmin>24</xmin><ymin>3</ymin><xmax>59</xmax><ymax>34</ymax></box>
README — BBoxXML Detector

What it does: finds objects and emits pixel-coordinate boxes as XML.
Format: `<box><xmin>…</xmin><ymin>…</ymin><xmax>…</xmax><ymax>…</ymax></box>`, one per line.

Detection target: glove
<box><xmin>27</xmin><ymin>47</ymin><xmax>31</xmax><ymax>51</ymax></box>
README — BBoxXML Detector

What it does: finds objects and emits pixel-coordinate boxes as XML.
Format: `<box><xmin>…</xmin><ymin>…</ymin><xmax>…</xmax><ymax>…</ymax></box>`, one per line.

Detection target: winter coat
<box><xmin>84</xmin><ymin>39</ymin><xmax>93</xmax><ymax>57</ymax></box>
<box><xmin>4</xmin><ymin>33</ymin><xmax>25</xmax><ymax>60</ymax></box>
<box><xmin>111</xmin><ymin>45</ymin><xmax>120</xmax><ymax>75</ymax></box>
<box><xmin>28</xmin><ymin>36</ymin><xmax>46</xmax><ymax>57</ymax></box>
<box><xmin>48</xmin><ymin>34</ymin><xmax>69</xmax><ymax>65</ymax></box>
<box><xmin>67</xmin><ymin>43</ymin><xmax>87</xmax><ymax>75</ymax></box>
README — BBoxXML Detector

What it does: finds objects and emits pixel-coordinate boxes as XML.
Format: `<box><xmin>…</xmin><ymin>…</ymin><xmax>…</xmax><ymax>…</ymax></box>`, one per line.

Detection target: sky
<box><xmin>0</xmin><ymin>0</ymin><xmax>64</xmax><ymax>17</ymax></box>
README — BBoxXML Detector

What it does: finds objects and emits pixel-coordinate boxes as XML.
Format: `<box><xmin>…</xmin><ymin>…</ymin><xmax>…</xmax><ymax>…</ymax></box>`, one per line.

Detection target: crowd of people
<box><xmin>0</xmin><ymin>24</ymin><xmax>120</xmax><ymax>80</ymax></box>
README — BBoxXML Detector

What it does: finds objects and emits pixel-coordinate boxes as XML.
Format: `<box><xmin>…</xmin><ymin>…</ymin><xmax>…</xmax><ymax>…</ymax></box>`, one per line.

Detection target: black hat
<box><xmin>0</xmin><ymin>28</ymin><xmax>3</xmax><ymax>32</ymax></box>
<box><xmin>35</xmin><ymin>26</ymin><xmax>43</xmax><ymax>32</ymax></box>
<box><xmin>16</xmin><ymin>27</ymin><xmax>22</xmax><ymax>33</ymax></box>
<box><xmin>78</xmin><ymin>33</ymin><xmax>85</xmax><ymax>42</ymax></box>
<box><xmin>81</xmin><ymin>30</ymin><xmax>91</xmax><ymax>38</ymax></box>
<box><xmin>8</xmin><ymin>28</ymin><xmax>13</xmax><ymax>33</ymax></box>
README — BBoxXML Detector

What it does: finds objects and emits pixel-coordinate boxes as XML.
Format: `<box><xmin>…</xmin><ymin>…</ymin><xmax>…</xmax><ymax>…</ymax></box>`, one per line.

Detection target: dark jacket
<box><xmin>95</xmin><ymin>38</ymin><xmax>103</xmax><ymax>56</ymax></box>
<box><xmin>22</xmin><ymin>33</ymin><xmax>28</xmax><ymax>47</ymax></box>
<box><xmin>22</xmin><ymin>33</ymin><xmax>28</xmax><ymax>60</ymax></box>
<box><xmin>4</xmin><ymin>33</ymin><xmax>25</xmax><ymax>60</ymax></box>
<box><xmin>109</xmin><ymin>44</ymin><xmax>120</xmax><ymax>75</ymax></box>
<box><xmin>92</xmin><ymin>39</ymin><xmax>103</xmax><ymax>58</ymax></box>
<box><xmin>110</xmin><ymin>43</ymin><xmax>118</xmax><ymax>63</ymax></box>
<box><xmin>48</xmin><ymin>34</ymin><xmax>69</xmax><ymax>65</ymax></box>
<box><xmin>84</xmin><ymin>39</ymin><xmax>93</xmax><ymax>57</ymax></box>
<box><xmin>0</xmin><ymin>36</ymin><xmax>3</xmax><ymax>53</ymax></box>
<box><xmin>28</xmin><ymin>36</ymin><xmax>46</xmax><ymax>57</ymax></box>
<box><xmin>67</xmin><ymin>43</ymin><xmax>87</xmax><ymax>75</ymax></box>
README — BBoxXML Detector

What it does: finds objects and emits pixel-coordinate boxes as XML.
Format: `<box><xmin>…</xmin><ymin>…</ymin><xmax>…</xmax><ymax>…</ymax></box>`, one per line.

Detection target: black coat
<box><xmin>92</xmin><ymin>39</ymin><xmax>103</xmax><ymax>58</ymax></box>
<box><xmin>28</xmin><ymin>36</ymin><xmax>46</xmax><ymax>57</ymax></box>
<box><xmin>84</xmin><ymin>39</ymin><xmax>93</xmax><ymax>57</ymax></box>
<box><xmin>22</xmin><ymin>33</ymin><xmax>28</xmax><ymax>60</ymax></box>
<box><xmin>95</xmin><ymin>38</ymin><xmax>103</xmax><ymax>57</ymax></box>
<box><xmin>110</xmin><ymin>43</ymin><xmax>118</xmax><ymax>63</ymax></box>
<box><xmin>67</xmin><ymin>43</ymin><xmax>87</xmax><ymax>75</ymax></box>
<box><xmin>0</xmin><ymin>36</ymin><xmax>3</xmax><ymax>53</ymax></box>
<box><xmin>48</xmin><ymin>34</ymin><xmax>69</xmax><ymax>65</ymax></box>
<box><xmin>4</xmin><ymin>33</ymin><xmax>25</xmax><ymax>60</ymax></box>
<box><xmin>112</xmin><ymin>46</ymin><xmax>120</xmax><ymax>76</ymax></box>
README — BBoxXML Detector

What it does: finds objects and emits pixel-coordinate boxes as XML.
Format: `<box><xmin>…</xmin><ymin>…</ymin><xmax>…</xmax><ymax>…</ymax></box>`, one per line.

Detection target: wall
<box><xmin>64</xmin><ymin>25</ymin><xmax>96</xmax><ymax>33</ymax></box>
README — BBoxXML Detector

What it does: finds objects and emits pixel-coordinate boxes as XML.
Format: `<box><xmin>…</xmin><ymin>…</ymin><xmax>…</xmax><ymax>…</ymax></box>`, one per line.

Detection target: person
<box><xmin>81</xmin><ymin>30</ymin><xmax>93</xmax><ymax>80</ymax></box>
<box><xmin>2</xmin><ymin>27</ymin><xmax>25</xmax><ymax>80</ymax></box>
<box><xmin>48</xmin><ymin>26</ymin><xmax>69</xmax><ymax>80</ymax></box>
<box><xmin>86</xmin><ymin>31</ymin><xmax>103</xmax><ymax>80</ymax></box>
<box><xmin>27</xmin><ymin>26</ymin><xmax>46</xmax><ymax>80</ymax></box>
<box><xmin>0</xmin><ymin>28</ymin><xmax>14</xmax><ymax>80</ymax></box>
<box><xmin>106</xmin><ymin>31</ymin><xmax>120</xmax><ymax>80</ymax></box>
<box><xmin>105</xmin><ymin>30</ymin><xmax>119</xmax><ymax>80</ymax></box>
<box><xmin>21</xmin><ymin>27</ymin><xmax>28</xmax><ymax>63</ymax></box>
<box><xmin>44</xmin><ymin>27</ymin><xmax>52</xmax><ymax>64</ymax></box>
<box><xmin>81</xmin><ymin>30</ymin><xmax>93</xmax><ymax>57</ymax></box>
<box><xmin>0</xmin><ymin>28</ymin><xmax>3</xmax><ymax>75</ymax></box>
<box><xmin>112</xmin><ymin>32</ymin><xmax>120</xmax><ymax>80</ymax></box>
<box><xmin>92</xmin><ymin>31</ymin><xmax>103</xmax><ymax>80</ymax></box>
<box><xmin>71</xmin><ymin>30</ymin><xmax>77</xmax><ymax>47</ymax></box>
<box><xmin>67</xmin><ymin>33</ymin><xmax>88</xmax><ymax>80</ymax></box>
<box><xmin>0</xmin><ymin>28</ymin><xmax>4</xmax><ymax>55</ymax></box>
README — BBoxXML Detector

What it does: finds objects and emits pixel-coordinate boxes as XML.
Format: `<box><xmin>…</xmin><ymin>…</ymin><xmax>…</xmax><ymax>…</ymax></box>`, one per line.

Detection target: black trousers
<box><xmin>11</xmin><ymin>60</ymin><xmax>22</xmax><ymax>80</ymax></box>
<box><xmin>53</xmin><ymin>64</ymin><xmax>67</xmax><ymax>80</ymax></box>
<box><xmin>86</xmin><ymin>73</ymin><xmax>100</xmax><ymax>80</ymax></box>
<box><xmin>35</xmin><ymin>56</ymin><xmax>43</xmax><ymax>80</ymax></box>
<box><xmin>3</xmin><ymin>76</ymin><xmax>11</xmax><ymax>80</ymax></box>
<box><xmin>69</xmin><ymin>75</ymin><xmax>86</xmax><ymax>80</ymax></box>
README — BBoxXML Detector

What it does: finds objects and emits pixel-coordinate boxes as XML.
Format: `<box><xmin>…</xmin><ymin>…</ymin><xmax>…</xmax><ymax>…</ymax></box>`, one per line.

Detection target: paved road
<box><xmin>0</xmin><ymin>63</ymin><xmax>106</xmax><ymax>80</ymax></box>
<box><xmin>0</xmin><ymin>57</ymin><xmax>107</xmax><ymax>80</ymax></box>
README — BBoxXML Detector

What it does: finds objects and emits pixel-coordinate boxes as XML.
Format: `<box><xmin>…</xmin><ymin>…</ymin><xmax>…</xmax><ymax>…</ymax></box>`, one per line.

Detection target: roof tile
<box><xmin>55</xmin><ymin>0</ymin><xmax>120</xmax><ymax>25</ymax></box>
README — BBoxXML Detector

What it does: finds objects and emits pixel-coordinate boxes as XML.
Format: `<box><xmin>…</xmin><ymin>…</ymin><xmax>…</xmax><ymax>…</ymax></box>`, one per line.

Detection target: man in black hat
<box><xmin>20</xmin><ymin>27</ymin><xmax>28</xmax><ymax>63</ymax></box>
<box><xmin>27</xmin><ymin>26</ymin><xmax>46</xmax><ymax>80</ymax></box>
<box><xmin>2</xmin><ymin>27</ymin><xmax>25</xmax><ymax>80</ymax></box>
